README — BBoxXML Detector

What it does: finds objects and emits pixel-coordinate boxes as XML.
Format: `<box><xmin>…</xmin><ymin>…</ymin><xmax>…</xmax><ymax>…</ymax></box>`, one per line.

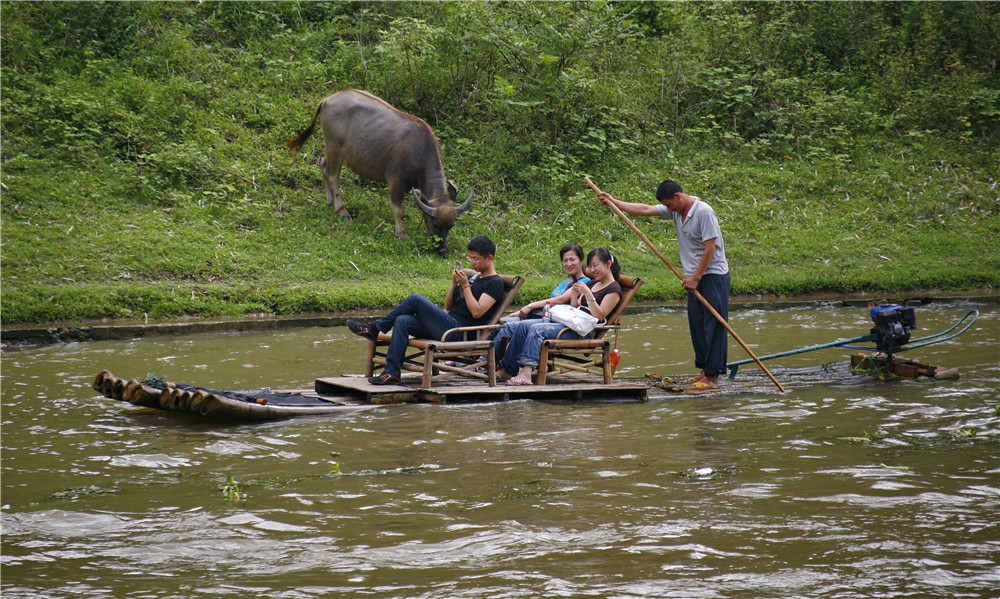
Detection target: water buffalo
<box><xmin>286</xmin><ymin>89</ymin><xmax>472</xmax><ymax>255</ymax></box>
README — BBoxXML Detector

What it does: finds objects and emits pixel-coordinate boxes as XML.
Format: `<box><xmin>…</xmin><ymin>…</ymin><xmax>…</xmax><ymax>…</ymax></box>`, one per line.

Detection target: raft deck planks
<box><xmin>315</xmin><ymin>374</ymin><xmax>648</xmax><ymax>404</ymax></box>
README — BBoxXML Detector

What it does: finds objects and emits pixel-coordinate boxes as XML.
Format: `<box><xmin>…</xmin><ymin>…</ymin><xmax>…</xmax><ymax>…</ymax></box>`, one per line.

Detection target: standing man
<box><xmin>598</xmin><ymin>180</ymin><xmax>730</xmax><ymax>389</ymax></box>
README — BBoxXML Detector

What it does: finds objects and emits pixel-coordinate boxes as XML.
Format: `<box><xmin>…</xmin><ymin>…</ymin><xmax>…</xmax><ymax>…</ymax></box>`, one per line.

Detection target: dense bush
<box><xmin>7</xmin><ymin>2</ymin><xmax>996</xmax><ymax>179</ymax></box>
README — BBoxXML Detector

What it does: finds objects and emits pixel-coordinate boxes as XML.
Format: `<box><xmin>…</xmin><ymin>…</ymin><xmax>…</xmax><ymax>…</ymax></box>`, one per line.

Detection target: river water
<box><xmin>2</xmin><ymin>302</ymin><xmax>998</xmax><ymax>598</ymax></box>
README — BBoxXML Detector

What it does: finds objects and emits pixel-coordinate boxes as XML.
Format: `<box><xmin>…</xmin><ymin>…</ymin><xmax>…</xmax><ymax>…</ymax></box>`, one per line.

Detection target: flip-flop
<box><xmin>681</xmin><ymin>377</ymin><xmax>702</xmax><ymax>383</ymax></box>
<box><xmin>506</xmin><ymin>375</ymin><xmax>533</xmax><ymax>386</ymax></box>
<box><xmin>687</xmin><ymin>381</ymin><xmax>718</xmax><ymax>391</ymax></box>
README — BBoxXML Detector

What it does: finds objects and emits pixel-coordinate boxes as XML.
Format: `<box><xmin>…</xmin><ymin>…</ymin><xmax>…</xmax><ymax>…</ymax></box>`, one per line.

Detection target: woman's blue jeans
<box><xmin>375</xmin><ymin>294</ymin><xmax>460</xmax><ymax>376</ymax></box>
<box><xmin>498</xmin><ymin>318</ymin><xmax>586</xmax><ymax>375</ymax></box>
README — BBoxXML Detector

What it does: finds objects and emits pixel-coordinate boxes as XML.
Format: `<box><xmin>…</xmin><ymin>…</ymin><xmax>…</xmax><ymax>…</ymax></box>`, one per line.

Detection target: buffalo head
<box><xmin>412</xmin><ymin>180</ymin><xmax>473</xmax><ymax>255</ymax></box>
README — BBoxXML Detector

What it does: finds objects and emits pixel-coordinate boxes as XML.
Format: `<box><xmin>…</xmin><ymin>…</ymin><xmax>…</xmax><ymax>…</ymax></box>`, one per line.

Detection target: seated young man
<box><xmin>347</xmin><ymin>236</ymin><xmax>506</xmax><ymax>385</ymax></box>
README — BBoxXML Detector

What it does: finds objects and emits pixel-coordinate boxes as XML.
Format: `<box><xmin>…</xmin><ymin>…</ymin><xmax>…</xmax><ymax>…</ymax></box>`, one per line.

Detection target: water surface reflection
<box><xmin>2</xmin><ymin>302</ymin><xmax>998</xmax><ymax>597</ymax></box>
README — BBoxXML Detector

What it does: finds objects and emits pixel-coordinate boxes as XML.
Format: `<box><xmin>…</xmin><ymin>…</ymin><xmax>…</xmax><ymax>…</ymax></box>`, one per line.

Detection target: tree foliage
<box><xmin>5</xmin><ymin>1</ymin><xmax>996</xmax><ymax>184</ymax></box>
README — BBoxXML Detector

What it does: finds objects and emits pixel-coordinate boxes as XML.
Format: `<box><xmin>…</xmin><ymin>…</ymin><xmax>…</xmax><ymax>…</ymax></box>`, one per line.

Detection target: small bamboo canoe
<box><xmin>92</xmin><ymin>370</ymin><xmax>377</xmax><ymax>421</ymax></box>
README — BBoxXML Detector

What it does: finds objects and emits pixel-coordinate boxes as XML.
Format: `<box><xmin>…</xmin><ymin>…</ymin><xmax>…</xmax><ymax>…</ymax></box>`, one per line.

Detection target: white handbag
<box><xmin>548</xmin><ymin>304</ymin><xmax>599</xmax><ymax>336</ymax></box>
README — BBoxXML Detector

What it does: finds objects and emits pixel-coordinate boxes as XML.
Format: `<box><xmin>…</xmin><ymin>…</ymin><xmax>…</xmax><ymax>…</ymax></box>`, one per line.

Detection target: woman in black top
<box><xmin>498</xmin><ymin>247</ymin><xmax>622</xmax><ymax>385</ymax></box>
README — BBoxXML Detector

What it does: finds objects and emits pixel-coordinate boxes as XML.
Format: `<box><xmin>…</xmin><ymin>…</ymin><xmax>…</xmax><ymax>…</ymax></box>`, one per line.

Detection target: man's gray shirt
<box><xmin>656</xmin><ymin>197</ymin><xmax>729</xmax><ymax>277</ymax></box>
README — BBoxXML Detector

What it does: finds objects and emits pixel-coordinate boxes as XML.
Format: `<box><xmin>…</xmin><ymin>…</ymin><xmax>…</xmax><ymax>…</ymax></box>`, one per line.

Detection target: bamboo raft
<box><xmin>93</xmin><ymin>370</ymin><xmax>649</xmax><ymax>422</ymax></box>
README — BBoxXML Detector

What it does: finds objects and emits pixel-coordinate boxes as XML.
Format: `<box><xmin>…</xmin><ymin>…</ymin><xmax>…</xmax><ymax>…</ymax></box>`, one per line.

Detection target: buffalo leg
<box><xmin>388</xmin><ymin>182</ymin><xmax>408</xmax><ymax>239</ymax></box>
<box><xmin>320</xmin><ymin>152</ymin><xmax>351</xmax><ymax>220</ymax></box>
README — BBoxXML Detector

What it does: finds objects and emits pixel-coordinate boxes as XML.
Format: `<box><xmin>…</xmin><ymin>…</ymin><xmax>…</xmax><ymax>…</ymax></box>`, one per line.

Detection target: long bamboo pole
<box><xmin>585</xmin><ymin>176</ymin><xmax>787</xmax><ymax>393</ymax></box>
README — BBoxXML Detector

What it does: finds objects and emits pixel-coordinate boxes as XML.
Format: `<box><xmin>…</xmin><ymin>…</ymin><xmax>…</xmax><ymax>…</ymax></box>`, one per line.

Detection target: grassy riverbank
<box><xmin>4</xmin><ymin>140</ymin><xmax>996</xmax><ymax>325</ymax></box>
<box><xmin>2</xmin><ymin>3</ymin><xmax>998</xmax><ymax>324</ymax></box>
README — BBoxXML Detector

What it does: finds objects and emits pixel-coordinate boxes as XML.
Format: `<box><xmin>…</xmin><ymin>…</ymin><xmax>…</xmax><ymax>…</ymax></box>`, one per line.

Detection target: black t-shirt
<box><xmin>448</xmin><ymin>273</ymin><xmax>505</xmax><ymax>327</ymax></box>
<box><xmin>581</xmin><ymin>280</ymin><xmax>623</xmax><ymax>319</ymax></box>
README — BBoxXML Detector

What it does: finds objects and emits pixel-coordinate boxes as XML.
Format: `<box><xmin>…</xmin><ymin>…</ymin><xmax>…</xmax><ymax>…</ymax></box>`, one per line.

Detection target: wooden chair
<box><xmin>535</xmin><ymin>275</ymin><xmax>642</xmax><ymax>385</ymax></box>
<box><xmin>365</xmin><ymin>272</ymin><xmax>524</xmax><ymax>388</ymax></box>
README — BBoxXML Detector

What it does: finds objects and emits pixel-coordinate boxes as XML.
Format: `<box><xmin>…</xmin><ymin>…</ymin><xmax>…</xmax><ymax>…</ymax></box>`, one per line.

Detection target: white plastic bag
<box><xmin>548</xmin><ymin>304</ymin><xmax>599</xmax><ymax>336</ymax></box>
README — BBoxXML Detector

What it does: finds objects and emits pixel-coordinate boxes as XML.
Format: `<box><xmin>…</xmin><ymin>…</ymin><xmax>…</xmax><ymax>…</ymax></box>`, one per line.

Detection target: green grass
<box><xmin>3</xmin><ymin>141</ymin><xmax>996</xmax><ymax>324</ymax></box>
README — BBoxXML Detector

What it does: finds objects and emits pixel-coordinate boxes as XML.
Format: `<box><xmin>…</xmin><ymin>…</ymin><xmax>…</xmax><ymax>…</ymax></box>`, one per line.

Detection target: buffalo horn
<box><xmin>412</xmin><ymin>189</ymin><xmax>438</xmax><ymax>218</ymax></box>
<box><xmin>455</xmin><ymin>188</ymin><xmax>474</xmax><ymax>217</ymax></box>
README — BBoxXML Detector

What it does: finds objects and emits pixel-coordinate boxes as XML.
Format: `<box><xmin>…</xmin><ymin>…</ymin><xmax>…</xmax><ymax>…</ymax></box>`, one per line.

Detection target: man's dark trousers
<box><xmin>687</xmin><ymin>272</ymin><xmax>730</xmax><ymax>377</ymax></box>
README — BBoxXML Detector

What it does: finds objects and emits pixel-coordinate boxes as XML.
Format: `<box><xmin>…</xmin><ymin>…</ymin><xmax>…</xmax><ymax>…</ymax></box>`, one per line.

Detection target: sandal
<box><xmin>687</xmin><ymin>381</ymin><xmax>718</xmax><ymax>391</ymax></box>
<box><xmin>506</xmin><ymin>375</ymin><xmax>533</xmax><ymax>386</ymax></box>
<box><xmin>681</xmin><ymin>377</ymin><xmax>702</xmax><ymax>384</ymax></box>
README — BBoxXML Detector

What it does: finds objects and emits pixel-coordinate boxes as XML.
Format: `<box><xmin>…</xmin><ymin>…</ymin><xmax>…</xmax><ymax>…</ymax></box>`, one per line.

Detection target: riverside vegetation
<box><xmin>2</xmin><ymin>2</ymin><xmax>998</xmax><ymax>324</ymax></box>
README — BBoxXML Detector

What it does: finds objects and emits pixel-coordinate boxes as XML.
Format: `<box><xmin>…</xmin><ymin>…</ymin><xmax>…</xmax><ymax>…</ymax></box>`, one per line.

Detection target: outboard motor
<box><xmin>870</xmin><ymin>304</ymin><xmax>917</xmax><ymax>356</ymax></box>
